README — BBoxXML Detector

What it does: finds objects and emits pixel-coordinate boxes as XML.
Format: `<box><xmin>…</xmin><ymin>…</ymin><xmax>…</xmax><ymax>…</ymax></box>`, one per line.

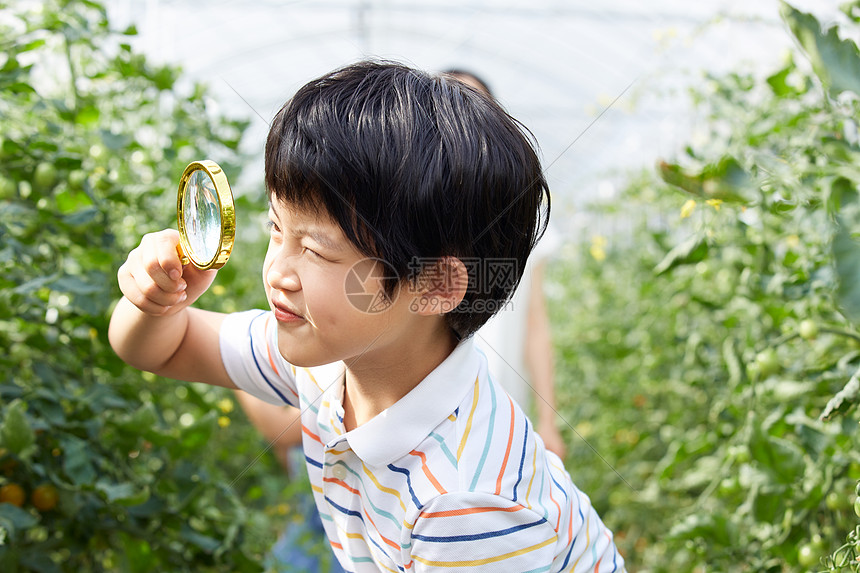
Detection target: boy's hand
<box><xmin>118</xmin><ymin>229</ymin><xmax>217</xmax><ymax>316</ymax></box>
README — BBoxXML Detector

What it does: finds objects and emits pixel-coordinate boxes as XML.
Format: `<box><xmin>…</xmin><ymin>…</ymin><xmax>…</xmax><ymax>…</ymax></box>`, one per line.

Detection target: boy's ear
<box><xmin>410</xmin><ymin>256</ymin><xmax>468</xmax><ymax>316</ymax></box>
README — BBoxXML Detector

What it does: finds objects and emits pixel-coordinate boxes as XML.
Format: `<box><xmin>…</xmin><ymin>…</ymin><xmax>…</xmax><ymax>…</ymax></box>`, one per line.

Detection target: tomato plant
<box><xmin>0</xmin><ymin>1</ymin><xmax>290</xmax><ymax>571</ymax></box>
<box><xmin>548</xmin><ymin>1</ymin><xmax>860</xmax><ymax>570</ymax></box>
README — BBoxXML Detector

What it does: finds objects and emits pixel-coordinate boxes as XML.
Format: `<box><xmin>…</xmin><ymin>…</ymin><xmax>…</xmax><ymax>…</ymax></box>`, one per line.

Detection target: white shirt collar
<box><xmin>331</xmin><ymin>337</ymin><xmax>480</xmax><ymax>467</ymax></box>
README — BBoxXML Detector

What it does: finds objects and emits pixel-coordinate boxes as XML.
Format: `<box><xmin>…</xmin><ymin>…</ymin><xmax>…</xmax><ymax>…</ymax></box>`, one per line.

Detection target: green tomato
<box><xmin>798</xmin><ymin>543</ymin><xmax>822</xmax><ymax>567</ymax></box>
<box><xmin>826</xmin><ymin>491</ymin><xmax>850</xmax><ymax>511</ymax></box>
<box><xmin>728</xmin><ymin>444</ymin><xmax>751</xmax><ymax>464</ymax></box>
<box><xmin>68</xmin><ymin>169</ymin><xmax>86</xmax><ymax>189</ymax></box>
<box><xmin>798</xmin><ymin>319</ymin><xmax>819</xmax><ymax>340</ymax></box>
<box><xmin>718</xmin><ymin>476</ymin><xmax>741</xmax><ymax>496</ymax></box>
<box><xmin>33</xmin><ymin>162</ymin><xmax>58</xmax><ymax>190</ymax></box>
<box><xmin>754</xmin><ymin>349</ymin><xmax>780</xmax><ymax>378</ymax></box>
<box><xmin>0</xmin><ymin>175</ymin><xmax>16</xmax><ymax>198</ymax></box>
<box><xmin>854</xmin><ymin>496</ymin><xmax>860</xmax><ymax>518</ymax></box>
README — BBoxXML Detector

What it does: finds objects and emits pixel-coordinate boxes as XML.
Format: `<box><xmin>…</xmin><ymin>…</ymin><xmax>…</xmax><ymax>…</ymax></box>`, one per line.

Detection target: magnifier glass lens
<box><xmin>184</xmin><ymin>169</ymin><xmax>221</xmax><ymax>264</ymax></box>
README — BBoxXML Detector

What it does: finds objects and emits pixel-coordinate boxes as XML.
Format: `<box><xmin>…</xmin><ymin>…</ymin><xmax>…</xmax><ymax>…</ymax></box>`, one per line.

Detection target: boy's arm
<box><xmin>525</xmin><ymin>261</ymin><xmax>566</xmax><ymax>459</ymax></box>
<box><xmin>233</xmin><ymin>390</ymin><xmax>303</xmax><ymax>470</ymax></box>
<box><xmin>108</xmin><ymin>229</ymin><xmax>236</xmax><ymax>388</ymax></box>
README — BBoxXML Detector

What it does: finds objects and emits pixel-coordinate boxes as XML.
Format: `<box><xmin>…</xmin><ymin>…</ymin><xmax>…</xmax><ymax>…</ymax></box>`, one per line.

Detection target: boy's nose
<box><xmin>266</xmin><ymin>254</ymin><xmax>301</xmax><ymax>292</ymax></box>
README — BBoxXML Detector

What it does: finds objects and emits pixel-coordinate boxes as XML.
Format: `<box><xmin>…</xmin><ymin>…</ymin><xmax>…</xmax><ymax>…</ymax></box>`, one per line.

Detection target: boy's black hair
<box><xmin>265</xmin><ymin>60</ymin><xmax>550</xmax><ymax>338</ymax></box>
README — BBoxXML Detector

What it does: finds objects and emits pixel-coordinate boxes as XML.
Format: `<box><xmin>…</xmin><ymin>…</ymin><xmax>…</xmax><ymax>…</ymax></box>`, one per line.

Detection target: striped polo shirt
<box><xmin>220</xmin><ymin>309</ymin><xmax>625</xmax><ymax>572</ymax></box>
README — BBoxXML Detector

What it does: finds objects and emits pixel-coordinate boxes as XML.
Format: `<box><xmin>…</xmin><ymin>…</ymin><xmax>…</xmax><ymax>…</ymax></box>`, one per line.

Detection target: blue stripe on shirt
<box><xmin>248</xmin><ymin>312</ymin><xmax>293</xmax><ymax>406</ymax></box>
<box><xmin>325</xmin><ymin>497</ymin><xmax>405</xmax><ymax>572</ymax></box>
<box><xmin>411</xmin><ymin>516</ymin><xmax>547</xmax><ymax>543</ymax></box>
<box><xmin>386</xmin><ymin>463</ymin><xmax>422</xmax><ymax>507</ymax></box>
<box><xmin>512</xmin><ymin>420</ymin><xmax>529</xmax><ymax>502</ymax></box>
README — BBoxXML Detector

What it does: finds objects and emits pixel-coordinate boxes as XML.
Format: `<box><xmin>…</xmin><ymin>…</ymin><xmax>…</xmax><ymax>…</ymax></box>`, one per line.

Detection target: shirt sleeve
<box><xmin>219</xmin><ymin>309</ymin><xmax>300</xmax><ymax>407</ymax></box>
<box><xmin>408</xmin><ymin>490</ymin><xmax>625</xmax><ymax>573</ymax></box>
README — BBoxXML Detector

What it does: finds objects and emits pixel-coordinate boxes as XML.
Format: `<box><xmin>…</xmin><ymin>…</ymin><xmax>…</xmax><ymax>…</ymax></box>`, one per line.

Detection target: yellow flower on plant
<box><xmin>705</xmin><ymin>199</ymin><xmax>722</xmax><ymax>211</ymax></box>
<box><xmin>575</xmin><ymin>420</ymin><xmax>593</xmax><ymax>439</ymax></box>
<box><xmin>589</xmin><ymin>235</ymin><xmax>607</xmax><ymax>262</ymax></box>
<box><xmin>680</xmin><ymin>199</ymin><xmax>696</xmax><ymax>219</ymax></box>
<box><xmin>212</xmin><ymin>284</ymin><xmax>226</xmax><ymax>296</ymax></box>
<box><xmin>217</xmin><ymin>398</ymin><xmax>234</xmax><ymax>414</ymax></box>
<box><xmin>218</xmin><ymin>416</ymin><xmax>231</xmax><ymax>428</ymax></box>
<box><xmin>786</xmin><ymin>234</ymin><xmax>800</xmax><ymax>248</ymax></box>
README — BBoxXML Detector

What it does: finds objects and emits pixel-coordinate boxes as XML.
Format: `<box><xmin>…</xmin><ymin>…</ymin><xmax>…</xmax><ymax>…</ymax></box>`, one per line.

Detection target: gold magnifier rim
<box><xmin>176</xmin><ymin>159</ymin><xmax>235</xmax><ymax>270</ymax></box>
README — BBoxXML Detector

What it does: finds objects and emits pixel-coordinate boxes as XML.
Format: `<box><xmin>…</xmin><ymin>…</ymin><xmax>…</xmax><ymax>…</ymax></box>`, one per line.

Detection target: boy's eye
<box><xmin>266</xmin><ymin>220</ymin><xmax>281</xmax><ymax>234</ymax></box>
<box><xmin>303</xmin><ymin>247</ymin><xmax>326</xmax><ymax>261</ymax></box>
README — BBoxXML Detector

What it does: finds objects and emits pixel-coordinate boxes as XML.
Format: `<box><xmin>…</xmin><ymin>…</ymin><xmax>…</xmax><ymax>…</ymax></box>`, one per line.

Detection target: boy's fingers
<box><xmin>118</xmin><ymin>262</ymin><xmax>164</xmax><ymax>315</ymax></box>
<box><xmin>181</xmin><ymin>265</ymin><xmax>219</xmax><ymax>299</ymax></box>
<box><xmin>139</xmin><ymin>231</ymin><xmax>185</xmax><ymax>293</ymax></box>
<box><xmin>154</xmin><ymin>231</ymin><xmax>184</xmax><ymax>283</ymax></box>
<box><xmin>136</xmin><ymin>268</ymin><xmax>188</xmax><ymax>307</ymax></box>
<box><xmin>119</xmin><ymin>261</ymin><xmax>187</xmax><ymax>314</ymax></box>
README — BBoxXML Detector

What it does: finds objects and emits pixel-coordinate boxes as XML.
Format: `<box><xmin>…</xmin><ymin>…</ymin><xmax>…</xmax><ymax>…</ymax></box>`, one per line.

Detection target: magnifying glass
<box><xmin>176</xmin><ymin>160</ymin><xmax>235</xmax><ymax>270</ymax></box>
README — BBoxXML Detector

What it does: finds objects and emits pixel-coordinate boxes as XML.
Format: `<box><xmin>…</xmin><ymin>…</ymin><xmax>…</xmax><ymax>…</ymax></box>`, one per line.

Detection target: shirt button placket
<box><xmin>332</xmin><ymin>464</ymin><xmax>348</xmax><ymax>481</ymax></box>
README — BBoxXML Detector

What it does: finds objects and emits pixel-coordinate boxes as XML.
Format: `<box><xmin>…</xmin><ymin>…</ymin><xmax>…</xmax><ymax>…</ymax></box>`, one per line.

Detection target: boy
<box><xmin>109</xmin><ymin>60</ymin><xmax>624</xmax><ymax>572</ymax></box>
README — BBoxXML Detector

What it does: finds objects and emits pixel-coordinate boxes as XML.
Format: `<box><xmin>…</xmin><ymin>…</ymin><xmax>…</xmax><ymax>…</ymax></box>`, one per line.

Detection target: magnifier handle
<box><xmin>176</xmin><ymin>243</ymin><xmax>190</xmax><ymax>266</ymax></box>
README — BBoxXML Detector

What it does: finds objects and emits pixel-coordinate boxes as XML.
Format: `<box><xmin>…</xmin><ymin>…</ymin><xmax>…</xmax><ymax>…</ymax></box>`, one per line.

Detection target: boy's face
<box><xmin>263</xmin><ymin>196</ymin><xmax>421</xmax><ymax>368</ymax></box>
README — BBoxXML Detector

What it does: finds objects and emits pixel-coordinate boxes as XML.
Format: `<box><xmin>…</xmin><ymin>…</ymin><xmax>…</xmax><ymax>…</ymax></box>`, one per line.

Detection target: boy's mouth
<box><xmin>271</xmin><ymin>299</ymin><xmax>305</xmax><ymax>323</ymax></box>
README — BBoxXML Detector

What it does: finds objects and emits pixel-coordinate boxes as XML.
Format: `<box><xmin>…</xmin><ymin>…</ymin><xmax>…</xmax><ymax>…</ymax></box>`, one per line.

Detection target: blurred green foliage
<box><xmin>0</xmin><ymin>1</ymin><xmax>298</xmax><ymax>571</ymax></box>
<box><xmin>548</xmin><ymin>2</ymin><xmax>860</xmax><ymax>570</ymax></box>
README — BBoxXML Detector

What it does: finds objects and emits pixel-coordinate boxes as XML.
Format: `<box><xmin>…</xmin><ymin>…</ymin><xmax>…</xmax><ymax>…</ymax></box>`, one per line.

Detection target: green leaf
<box><xmin>15</xmin><ymin>39</ymin><xmax>47</xmax><ymax>54</ymax></box>
<box><xmin>0</xmin><ymin>503</ymin><xmax>38</xmax><ymax>535</ymax></box>
<box><xmin>749</xmin><ymin>423</ymin><xmax>806</xmax><ymax>483</ymax></box>
<box><xmin>75</xmin><ymin>106</ymin><xmax>100</xmax><ymax>126</ymax></box>
<box><xmin>654</xmin><ymin>234</ymin><xmax>709</xmax><ymax>275</ymax></box>
<box><xmin>833</xmin><ymin>218</ymin><xmax>860</xmax><ymax>325</ymax></box>
<box><xmin>177</xmin><ymin>411</ymin><xmax>217</xmax><ymax>454</ymax></box>
<box><xmin>51</xmin><ymin>274</ymin><xmax>102</xmax><ymax>295</ymax></box>
<box><xmin>781</xmin><ymin>1</ymin><xmax>860</xmax><ymax>97</ymax></box>
<box><xmin>118</xmin><ymin>532</ymin><xmax>155</xmax><ymax>573</ymax></box>
<box><xmin>95</xmin><ymin>480</ymin><xmax>150</xmax><ymax>506</ymax></box>
<box><xmin>19</xmin><ymin>552</ymin><xmax>61</xmax><ymax>573</ymax></box>
<box><xmin>657</xmin><ymin>157</ymin><xmax>753</xmax><ymax>203</ymax></box>
<box><xmin>61</xmin><ymin>436</ymin><xmax>96</xmax><ymax>486</ymax></box>
<box><xmin>180</xmin><ymin>524</ymin><xmax>221</xmax><ymax>553</ymax></box>
<box><xmin>0</xmin><ymin>400</ymin><xmax>36</xmax><ymax>460</ymax></box>
<box><xmin>766</xmin><ymin>64</ymin><xmax>793</xmax><ymax>96</ymax></box>
<box><xmin>820</xmin><ymin>366</ymin><xmax>860</xmax><ymax>420</ymax></box>
<box><xmin>668</xmin><ymin>513</ymin><xmax>738</xmax><ymax>547</ymax></box>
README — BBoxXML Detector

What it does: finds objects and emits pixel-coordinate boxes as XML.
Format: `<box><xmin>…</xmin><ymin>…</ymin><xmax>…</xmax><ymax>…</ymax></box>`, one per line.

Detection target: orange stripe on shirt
<box><xmin>302</xmin><ymin>424</ymin><xmax>323</xmax><ymax>444</ymax></box>
<box><xmin>323</xmin><ymin>477</ymin><xmax>360</xmax><ymax>496</ymax></box>
<box><xmin>409</xmin><ymin>450</ymin><xmax>447</xmax><ymax>495</ymax></box>
<box><xmin>494</xmin><ymin>395</ymin><xmax>516</xmax><ymax>496</ymax></box>
<box><xmin>548</xmin><ymin>478</ymin><xmax>562</xmax><ymax>532</ymax></box>
<box><xmin>567</xmin><ymin>488</ymin><xmax>574</xmax><ymax>545</ymax></box>
<box><xmin>263</xmin><ymin>315</ymin><xmax>280</xmax><ymax>376</ymax></box>
<box><xmin>419</xmin><ymin>504</ymin><xmax>526</xmax><ymax>519</ymax></box>
<box><xmin>362</xmin><ymin>504</ymin><xmax>402</xmax><ymax>552</ymax></box>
